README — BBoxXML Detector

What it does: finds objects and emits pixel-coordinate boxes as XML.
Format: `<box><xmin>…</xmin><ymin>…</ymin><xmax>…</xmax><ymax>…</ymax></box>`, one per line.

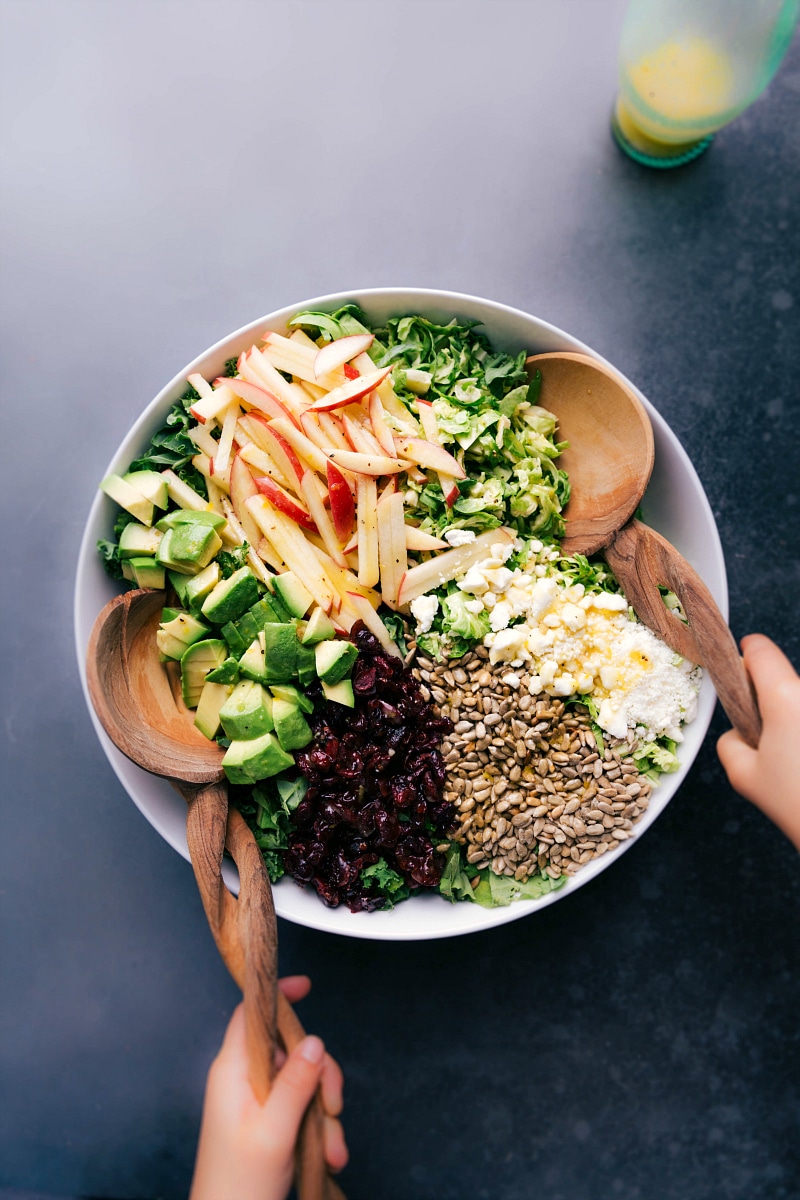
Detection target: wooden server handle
<box><xmin>183</xmin><ymin>781</ymin><xmax>345</xmax><ymax>1200</ymax></box>
<box><xmin>605</xmin><ymin>519</ymin><xmax>761</xmax><ymax>749</ymax></box>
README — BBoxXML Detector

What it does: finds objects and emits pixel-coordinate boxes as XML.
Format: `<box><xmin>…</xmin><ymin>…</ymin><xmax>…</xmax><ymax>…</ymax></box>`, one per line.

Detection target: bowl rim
<box><xmin>74</xmin><ymin>286</ymin><xmax>727</xmax><ymax>941</ymax></box>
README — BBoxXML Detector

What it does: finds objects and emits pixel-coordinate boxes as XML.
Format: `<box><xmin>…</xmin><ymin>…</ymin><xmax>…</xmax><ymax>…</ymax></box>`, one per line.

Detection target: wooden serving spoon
<box><xmin>526</xmin><ymin>352</ymin><xmax>761</xmax><ymax>748</ymax></box>
<box><xmin>86</xmin><ymin>587</ymin><xmax>344</xmax><ymax>1200</ymax></box>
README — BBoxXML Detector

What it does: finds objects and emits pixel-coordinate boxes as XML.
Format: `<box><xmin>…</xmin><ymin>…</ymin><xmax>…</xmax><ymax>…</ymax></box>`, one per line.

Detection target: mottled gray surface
<box><xmin>1</xmin><ymin>1</ymin><xmax>798</xmax><ymax>1198</ymax></box>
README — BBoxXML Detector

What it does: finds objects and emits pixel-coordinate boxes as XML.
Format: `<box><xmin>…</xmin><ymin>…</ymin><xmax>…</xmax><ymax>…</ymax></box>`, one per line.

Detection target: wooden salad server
<box><xmin>86</xmin><ymin>587</ymin><xmax>345</xmax><ymax>1200</ymax></box>
<box><xmin>525</xmin><ymin>352</ymin><xmax>761</xmax><ymax>749</ymax></box>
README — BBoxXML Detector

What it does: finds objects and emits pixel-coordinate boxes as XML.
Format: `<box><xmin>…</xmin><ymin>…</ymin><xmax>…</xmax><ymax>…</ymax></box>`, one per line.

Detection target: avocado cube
<box><xmin>100</xmin><ymin>473</ymin><xmax>154</xmax><ymax>526</ymax></box>
<box><xmin>314</xmin><ymin>639</ymin><xmax>357</xmax><ymax>685</ymax></box>
<box><xmin>263</xmin><ymin>587</ymin><xmax>293</xmax><ymax>623</ymax></box>
<box><xmin>301</xmin><ymin>607</ymin><xmax>337</xmax><ymax>645</ymax></box>
<box><xmin>119</xmin><ymin>522</ymin><xmax>163</xmax><ymax>559</ymax></box>
<box><xmin>272</xmin><ymin>698</ymin><xmax>313</xmax><ymax>752</ymax></box>
<box><xmin>295</xmin><ymin>642</ymin><xmax>317</xmax><ymax>688</ymax></box>
<box><xmin>205</xmin><ymin>656</ymin><xmax>241</xmax><ymax>685</ymax></box>
<box><xmin>273</xmin><ymin>571</ymin><xmax>314</xmax><ymax>619</ymax></box>
<box><xmin>221</xmin><ymin>620</ymin><xmax>248</xmax><ymax>657</ymax></box>
<box><xmin>222</xmin><ymin>731</ymin><xmax>295</xmax><ymax>785</ymax></box>
<box><xmin>169</xmin><ymin>521</ymin><xmax>223</xmax><ymax>570</ymax></box>
<box><xmin>219</xmin><ymin>681</ymin><xmax>275</xmax><ymax>740</ymax></box>
<box><xmin>180</xmin><ymin>638</ymin><xmax>228</xmax><ymax>707</ymax></box>
<box><xmin>160</xmin><ymin>610</ymin><xmax>210</xmax><ymax>648</ymax></box>
<box><xmin>194</xmin><ymin>680</ymin><xmax>233</xmax><ymax>740</ymax></box>
<box><xmin>185</xmin><ymin>562</ymin><xmax>221</xmax><ymax>612</ymax></box>
<box><xmin>321</xmin><ymin>679</ymin><xmax>355</xmax><ymax>707</ymax></box>
<box><xmin>239</xmin><ymin>637</ymin><xmax>268</xmax><ymax>684</ymax></box>
<box><xmin>233</xmin><ymin>611</ymin><xmax>262</xmax><ymax>648</ymax></box>
<box><xmin>167</xmin><ymin>570</ymin><xmax>193</xmax><ymax>606</ymax></box>
<box><xmin>156</xmin><ymin>529</ymin><xmax>195</xmax><ymax>575</ymax></box>
<box><xmin>249</xmin><ymin>597</ymin><xmax>287</xmax><ymax>627</ymax></box>
<box><xmin>156</xmin><ymin>509</ymin><xmax>227</xmax><ymax>532</ymax></box>
<box><xmin>156</xmin><ymin>629</ymin><xmax>191</xmax><ymax>660</ymax></box>
<box><xmin>130</xmin><ymin>557</ymin><xmax>166</xmax><ymax>590</ymax></box>
<box><xmin>202</xmin><ymin>567</ymin><xmax>261</xmax><ymax>624</ymax></box>
<box><xmin>262</xmin><ymin>624</ymin><xmax>298</xmax><ymax>684</ymax></box>
<box><xmin>270</xmin><ymin>684</ymin><xmax>314</xmax><ymax>714</ymax></box>
<box><xmin>123</xmin><ymin>470</ymin><xmax>169</xmax><ymax>510</ymax></box>
<box><xmin>121</xmin><ymin>561</ymin><xmax>136</xmax><ymax>582</ymax></box>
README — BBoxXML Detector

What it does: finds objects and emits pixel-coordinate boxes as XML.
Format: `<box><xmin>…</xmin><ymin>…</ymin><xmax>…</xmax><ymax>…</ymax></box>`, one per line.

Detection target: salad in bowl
<box><xmin>76</xmin><ymin>289</ymin><xmax>725</xmax><ymax>940</ymax></box>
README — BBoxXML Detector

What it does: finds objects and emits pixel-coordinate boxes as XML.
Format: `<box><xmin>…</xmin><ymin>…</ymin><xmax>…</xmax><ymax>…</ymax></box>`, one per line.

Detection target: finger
<box><xmin>320</xmin><ymin>1052</ymin><xmax>344</xmax><ymax>1117</ymax></box>
<box><xmin>323</xmin><ymin>1113</ymin><xmax>349</xmax><ymax>1174</ymax></box>
<box><xmin>214</xmin><ymin>1003</ymin><xmax>246</xmax><ymax>1064</ymax></box>
<box><xmin>263</xmin><ymin>1037</ymin><xmax>325</xmax><ymax>1145</ymax></box>
<box><xmin>278</xmin><ymin>975</ymin><xmax>312</xmax><ymax>1003</ymax></box>
<box><xmin>717</xmin><ymin>728</ymin><xmax>757</xmax><ymax>796</ymax></box>
<box><xmin>741</xmin><ymin>635</ymin><xmax>800</xmax><ymax>716</ymax></box>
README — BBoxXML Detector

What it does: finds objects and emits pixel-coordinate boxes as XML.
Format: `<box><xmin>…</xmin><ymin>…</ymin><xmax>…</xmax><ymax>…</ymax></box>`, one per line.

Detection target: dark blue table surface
<box><xmin>1</xmin><ymin>2</ymin><xmax>798</xmax><ymax>1198</ymax></box>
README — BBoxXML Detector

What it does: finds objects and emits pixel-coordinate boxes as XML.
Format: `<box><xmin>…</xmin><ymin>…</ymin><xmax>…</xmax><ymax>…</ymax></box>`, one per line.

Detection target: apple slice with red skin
<box><xmin>239</xmin><ymin>413</ymin><xmax>305</xmax><ymax>486</ymax></box>
<box><xmin>343</xmin><ymin>363</ymin><xmax>360</xmax><ymax>380</ymax></box>
<box><xmin>415</xmin><ymin>399</ymin><xmax>461</xmax><ymax>507</ymax></box>
<box><xmin>308</xmin><ymin>366</ymin><xmax>393</xmax><ymax>412</ymax></box>
<box><xmin>326</xmin><ymin>461</ymin><xmax>355</xmax><ymax>542</ymax></box>
<box><xmin>392</xmin><ymin>435</ymin><xmax>465</xmax><ymax>478</ymax></box>
<box><xmin>313</xmin><ymin>333</ymin><xmax>374</xmax><ymax>379</ymax></box>
<box><xmin>229</xmin><ymin>452</ymin><xmax>267</xmax><ymax>551</ymax></box>
<box><xmin>299</xmin><ymin>472</ymin><xmax>348</xmax><ymax>568</ymax></box>
<box><xmin>253</xmin><ymin>476</ymin><xmax>318</xmax><ymax>532</ymax></box>
<box><xmin>217</xmin><ymin>376</ymin><xmax>301</xmax><ymax>429</ymax></box>
<box><xmin>368</xmin><ymin>391</ymin><xmax>397</xmax><ymax>456</ymax></box>
<box><xmin>324</xmin><ymin>448</ymin><xmax>410</xmax><ymax>476</ymax></box>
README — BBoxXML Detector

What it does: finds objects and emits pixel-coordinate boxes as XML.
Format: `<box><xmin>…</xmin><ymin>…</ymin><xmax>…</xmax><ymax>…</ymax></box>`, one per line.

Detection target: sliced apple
<box><xmin>299</xmin><ymin>471</ymin><xmax>347</xmax><ymax>568</ymax></box>
<box><xmin>314</xmin><ymin>333</ymin><xmax>374</xmax><ymax>379</ymax></box>
<box><xmin>416</xmin><ymin>399</ymin><xmax>461</xmax><ymax>507</ymax></box>
<box><xmin>377</xmin><ymin>491</ymin><xmax>407</xmax><ymax>609</ymax></box>
<box><xmin>221</xmin><ymin>496</ymin><xmax>275</xmax><ymax>586</ymax></box>
<box><xmin>316</xmin><ymin>411</ymin><xmax>351</xmax><ymax>451</ymax></box>
<box><xmin>326</xmin><ymin>461</ymin><xmax>355</xmax><ymax>541</ymax></box>
<box><xmin>229</xmin><ymin>452</ymin><xmax>267</xmax><ymax>549</ymax></box>
<box><xmin>345</xmin><ymin>592</ymin><xmax>403</xmax><ymax>658</ymax></box>
<box><xmin>239</xmin><ymin>346</ymin><xmax>309</xmax><ymax>417</ymax></box>
<box><xmin>323</xmin><ymin>449</ymin><xmax>410</xmax><ymax>477</ymax></box>
<box><xmin>393</xmin><ymin>435</ymin><xmax>465</xmax><ymax>478</ymax></box>
<box><xmin>222</xmin><ymin>376</ymin><xmax>300</xmax><ymax>428</ymax></box>
<box><xmin>343</xmin><ymin>363</ymin><xmax>360</xmax><ymax>380</ymax></box>
<box><xmin>256</xmin><ymin>536</ymin><xmax>289</xmax><ymax>574</ymax></box>
<box><xmin>404</xmin><ymin>526</ymin><xmax>449</xmax><ymax>552</ymax></box>
<box><xmin>161</xmin><ymin>468</ymin><xmax>213</xmax><ymax>513</ymax></box>
<box><xmin>188</xmin><ymin>421</ymin><xmax>220</xmax><ymax>459</ymax></box>
<box><xmin>396</xmin><ymin>528</ymin><xmax>515</xmax><ymax>607</ymax></box>
<box><xmin>341</xmin><ymin>413</ymin><xmax>384</xmax><ymax>457</ymax></box>
<box><xmin>253</xmin><ymin>476</ymin><xmax>317</xmax><ymax>532</ymax></box>
<box><xmin>308</xmin><ymin>545</ymin><xmax>380</xmax><ymax>608</ymax></box>
<box><xmin>213</xmin><ymin>399</ymin><xmax>241</xmax><ymax>475</ymax></box>
<box><xmin>261</xmin><ymin>330</ymin><xmax>347</xmax><ymax>390</ymax></box>
<box><xmin>189</xmin><ymin>378</ymin><xmax>236</xmax><ymax>425</ymax></box>
<box><xmin>355</xmin><ymin>475</ymin><xmax>379</xmax><ymax>587</ymax></box>
<box><xmin>308</xmin><ymin>366</ymin><xmax>393</xmax><ymax>412</ymax></box>
<box><xmin>239</xmin><ymin>413</ymin><xmax>305</xmax><ymax>485</ymax></box>
<box><xmin>268</xmin><ymin>417</ymin><xmax>331</xmax><ymax>476</ymax></box>
<box><xmin>368</xmin><ymin>391</ymin><xmax>397</xmax><ymax>456</ymax></box>
<box><xmin>245</xmin><ymin>496</ymin><xmax>337</xmax><ymax>612</ymax></box>
<box><xmin>238</xmin><ymin>440</ymin><xmax>294</xmax><ymax>494</ymax></box>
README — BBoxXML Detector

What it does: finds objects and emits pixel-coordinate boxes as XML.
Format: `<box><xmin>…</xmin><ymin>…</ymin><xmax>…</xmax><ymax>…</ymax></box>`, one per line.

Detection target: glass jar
<box><xmin>612</xmin><ymin>0</ymin><xmax>799</xmax><ymax>167</ymax></box>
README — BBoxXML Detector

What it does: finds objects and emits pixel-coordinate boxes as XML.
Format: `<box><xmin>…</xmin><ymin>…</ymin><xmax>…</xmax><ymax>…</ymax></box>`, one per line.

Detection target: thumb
<box><xmin>263</xmin><ymin>1037</ymin><xmax>325</xmax><ymax>1146</ymax></box>
<box><xmin>717</xmin><ymin>729</ymin><xmax>758</xmax><ymax>800</ymax></box>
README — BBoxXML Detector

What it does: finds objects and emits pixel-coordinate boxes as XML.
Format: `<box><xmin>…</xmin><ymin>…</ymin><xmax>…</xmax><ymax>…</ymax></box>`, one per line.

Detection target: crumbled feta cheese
<box><xmin>409</xmin><ymin>594</ymin><xmax>438</xmax><ymax>634</ymax></box>
<box><xmin>489</xmin><ymin>601</ymin><xmax>512</xmax><ymax>631</ymax></box>
<box><xmin>443</xmin><ymin>527</ymin><xmax>477</xmax><ymax>548</ymax></box>
<box><xmin>457</xmin><ymin>566</ymin><xmax>489</xmax><ymax>594</ymax></box>
<box><xmin>463</xmin><ymin>598</ymin><xmax>485</xmax><ymax>614</ymax></box>
<box><xmin>502</xmin><ymin>672</ymin><xmax>521</xmax><ymax>689</ymax></box>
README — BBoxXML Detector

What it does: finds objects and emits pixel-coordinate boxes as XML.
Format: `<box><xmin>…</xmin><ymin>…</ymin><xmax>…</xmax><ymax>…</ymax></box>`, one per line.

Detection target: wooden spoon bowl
<box><xmin>86</xmin><ymin>587</ymin><xmax>342</xmax><ymax>1200</ymax></box>
<box><xmin>527</xmin><ymin>352</ymin><xmax>761</xmax><ymax>749</ymax></box>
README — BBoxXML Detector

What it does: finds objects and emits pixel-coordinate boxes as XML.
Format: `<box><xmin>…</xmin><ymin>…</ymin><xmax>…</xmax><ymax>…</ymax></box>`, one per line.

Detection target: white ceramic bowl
<box><xmin>75</xmin><ymin>288</ymin><xmax>726</xmax><ymax>941</ymax></box>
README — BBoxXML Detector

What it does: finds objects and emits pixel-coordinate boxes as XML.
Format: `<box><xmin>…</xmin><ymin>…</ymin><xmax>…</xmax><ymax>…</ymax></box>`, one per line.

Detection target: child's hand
<box><xmin>717</xmin><ymin>634</ymin><xmax>800</xmax><ymax>850</ymax></box>
<box><xmin>190</xmin><ymin>976</ymin><xmax>348</xmax><ymax>1200</ymax></box>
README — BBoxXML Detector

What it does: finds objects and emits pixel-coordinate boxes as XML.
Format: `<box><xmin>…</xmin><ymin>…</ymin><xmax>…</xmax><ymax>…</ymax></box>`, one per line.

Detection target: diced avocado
<box><xmin>202</xmin><ymin>567</ymin><xmax>261</xmax><ymax>624</ymax></box>
<box><xmin>185</xmin><ymin>562</ymin><xmax>221</xmax><ymax>612</ymax></box>
<box><xmin>167</xmin><ymin>570</ymin><xmax>192</xmax><ymax>606</ymax></box>
<box><xmin>205</xmin><ymin>656</ymin><xmax>240</xmax><ymax>685</ymax></box>
<box><xmin>169</xmin><ymin>522</ymin><xmax>223</xmax><ymax>570</ymax></box>
<box><xmin>239</xmin><ymin>637</ymin><xmax>267</xmax><ymax>684</ymax></box>
<box><xmin>250</xmin><ymin>596</ymin><xmax>287</xmax><ymax>627</ymax></box>
<box><xmin>321</xmin><ymin>679</ymin><xmax>355</xmax><ymax>707</ymax></box>
<box><xmin>194</xmin><ymin>680</ymin><xmax>233</xmax><ymax>740</ymax></box>
<box><xmin>156</xmin><ymin>529</ymin><xmax>195</xmax><ymax>575</ymax></box>
<box><xmin>270</xmin><ymin>684</ymin><xmax>314</xmax><ymax>714</ymax></box>
<box><xmin>314</xmin><ymin>639</ymin><xmax>357</xmax><ymax>685</ymax></box>
<box><xmin>130</xmin><ymin>557</ymin><xmax>166</xmax><ymax>589</ymax></box>
<box><xmin>272</xmin><ymin>698</ymin><xmax>313</xmax><ymax>752</ymax></box>
<box><xmin>123</xmin><ymin>470</ymin><xmax>169</xmax><ymax>510</ymax></box>
<box><xmin>156</xmin><ymin>508</ymin><xmax>226</xmax><ymax>532</ymax></box>
<box><xmin>219</xmin><ymin>681</ymin><xmax>275</xmax><ymax>740</ymax></box>
<box><xmin>233</xmin><ymin>610</ymin><xmax>262</xmax><ymax>649</ymax></box>
<box><xmin>301</xmin><ymin>607</ymin><xmax>337</xmax><ymax>645</ymax></box>
<box><xmin>296</xmin><ymin>642</ymin><xmax>317</xmax><ymax>688</ymax></box>
<box><xmin>100</xmin><ymin>473</ymin><xmax>154</xmax><ymax>526</ymax></box>
<box><xmin>121</xmin><ymin>561</ymin><xmax>135</xmax><ymax>582</ymax></box>
<box><xmin>221</xmin><ymin>620</ymin><xmax>248</xmax><ymax>657</ymax></box>
<box><xmin>222</xmin><ymin>731</ymin><xmax>295</xmax><ymax>785</ymax></box>
<box><xmin>262</xmin><ymin>624</ymin><xmax>297</xmax><ymax>684</ymax></box>
<box><xmin>156</xmin><ymin>630</ymin><xmax>191</xmax><ymax>660</ymax></box>
<box><xmin>180</xmin><ymin>638</ymin><xmax>228</xmax><ymax>707</ymax></box>
<box><xmin>160</xmin><ymin>609</ymin><xmax>210</xmax><ymax>648</ymax></box>
<box><xmin>119</xmin><ymin>522</ymin><xmax>163</xmax><ymax>558</ymax></box>
<box><xmin>264</xmin><ymin>586</ymin><xmax>293</xmax><ymax>623</ymax></box>
<box><xmin>273</xmin><ymin>571</ymin><xmax>314</xmax><ymax>619</ymax></box>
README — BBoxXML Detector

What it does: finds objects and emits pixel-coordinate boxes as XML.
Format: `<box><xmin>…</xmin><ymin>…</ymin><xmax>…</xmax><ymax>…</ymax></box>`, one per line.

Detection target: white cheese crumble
<box><xmin>409</xmin><ymin>593</ymin><xmax>439</xmax><ymax>634</ymax></box>
<box><xmin>443</xmin><ymin>527</ymin><xmax>477</xmax><ymax>548</ymax></box>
